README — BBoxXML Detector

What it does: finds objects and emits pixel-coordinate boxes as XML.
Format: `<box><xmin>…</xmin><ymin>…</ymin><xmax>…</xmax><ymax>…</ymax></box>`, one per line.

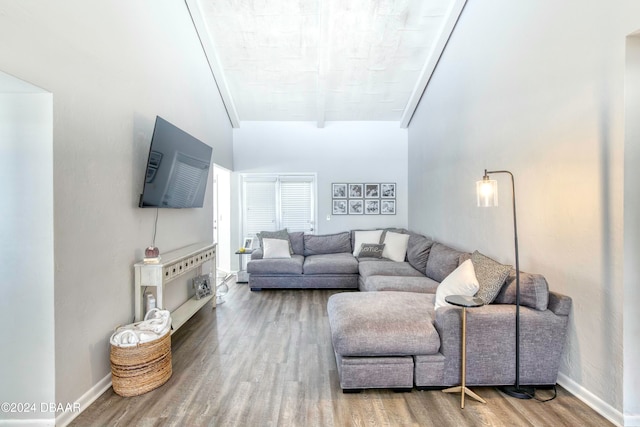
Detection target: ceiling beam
<box><xmin>399</xmin><ymin>0</ymin><xmax>468</xmax><ymax>129</ymax></box>
<box><xmin>185</xmin><ymin>0</ymin><xmax>241</xmax><ymax>128</ymax></box>
<box><xmin>316</xmin><ymin>0</ymin><xmax>331</xmax><ymax>128</ymax></box>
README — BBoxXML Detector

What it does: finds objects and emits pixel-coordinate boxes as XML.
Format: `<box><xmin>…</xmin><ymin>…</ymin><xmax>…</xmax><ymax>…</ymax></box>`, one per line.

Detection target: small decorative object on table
<box><xmin>192</xmin><ymin>274</ymin><xmax>212</xmax><ymax>300</ymax></box>
<box><xmin>144</xmin><ymin>246</ymin><xmax>161</xmax><ymax>264</ymax></box>
<box><xmin>216</xmin><ymin>274</ymin><xmax>233</xmax><ymax>305</ymax></box>
<box><xmin>243</xmin><ymin>237</ymin><xmax>254</xmax><ymax>251</ymax></box>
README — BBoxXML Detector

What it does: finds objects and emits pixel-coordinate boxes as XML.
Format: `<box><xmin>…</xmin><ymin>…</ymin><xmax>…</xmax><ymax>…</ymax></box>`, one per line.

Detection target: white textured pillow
<box><xmin>382</xmin><ymin>231</ymin><xmax>410</xmax><ymax>262</ymax></box>
<box><xmin>263</xmin><ymin>238</ymin><xmax>292</xmax><ymax>259</ymax></box>
<box><xmin>352</xmin><ymin>230</ymin><xmax>383</xmax><ymax>256</ymax></box>
<box><xmin>434</xmin><ymin>259</ymin><xmax>480</xmax><ymax>310</ymax></box>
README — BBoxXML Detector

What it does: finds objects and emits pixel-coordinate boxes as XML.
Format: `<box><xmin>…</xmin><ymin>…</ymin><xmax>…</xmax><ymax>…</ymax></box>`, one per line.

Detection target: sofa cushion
<box><xmin>257</xmin><ymin>229</ymin><xmax>293</xmax><ymax>254</ymax></box>
<box><xmin>434</xmin><ymin>259</ymin><xmax>480</xmax><ymax>310</ymax></box>
<box><xmin>425</xmin><ymin>243</ymin><xmax>467</xmax><ymax>282</ymax></box>
<box><xmin>262</xmin><ymin>238</ymin><xmax>291</xmax><ymax>259</ymax></box>
<box><xmin>358</xmin><ymin>260</ymin><xmax>425</xmax><ymax>279</ymax></box>
<box><xmin>288</xmin><ymin>231</ymin><xmax>305</xmax><ymax>255</ymax></box>
<box><xmin>246</xmin><ymin>255</ymin><xmax>304</xmax><ymax>275</ymax></box>
<box><xmin>471</xmin><ymin>251</ymin><xmax>512</xmax><ymax>304</ymax></box>
<box><xmin>327</xmin><ymin>291</ymin><xmax>440</xmax><ymax>356</ymax></box>
<box><xmin>303</xmin><ymin>253</ymin><xmax>359</xmax><ymax>275</ymax></box>
<box><xmin>406</xmin><ymin>232</ymin><xmax>433</xmax><ymax>273</ymax></box>
<box><xmin>352</xmin><ymin>229</ymin><xmax>384</xmax><ymax>256</ymax></box>
<box><xmin>304</xmin><ymin>232</ymin><xmax>352</xmax><ymax>256</ymax></box>
<box><xmin>493</xmin><ymin>270</ymin><xmax>549</xmax><ymax>311</ymax></box>
<box><xmin>381</xmin><ymin>231</ymin><xmax>410</xmax><ymax>262</ymax></box>
<box><xmin>360</xmin><ymin>275</ymin><xmax>440</xmax><ymax>294</ymax></box>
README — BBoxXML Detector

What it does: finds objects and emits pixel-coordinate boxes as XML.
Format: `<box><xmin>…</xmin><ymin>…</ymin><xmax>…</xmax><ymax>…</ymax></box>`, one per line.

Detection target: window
<box><xmin>241</xmin><ymin>174</ymin><xmax>316</xmax><ymax>241</ymax></box>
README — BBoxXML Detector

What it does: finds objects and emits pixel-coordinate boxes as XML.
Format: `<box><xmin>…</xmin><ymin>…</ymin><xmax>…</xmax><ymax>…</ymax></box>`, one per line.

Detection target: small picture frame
<box><xmin>381</xmin><ymin>183</ymin><xmax>396</xmax><ymax>199</ymax></box>
<box><xmin>365</xmin><ymin>199</ymin><xmax>380</xmax><ymax>215</ymax></box>
<box><xmin>243</xmin><ymin>237</ymin><xmax>254</xmax><ymax>250</ymax></box>
<box><xmin>333</xmin><ymin>199</ymin><xmax>348</xmax><ymax>215</ymax></box>
<box><xmin>348</xmin><ymin>183</ymin><xmax>364</xmax><ymax>198</ymax></box>
<box><xmin>349</xmin><ymin>199</ymin><xmax>364</xmax><ymax>214</ymax></box>
<box><xmin>192</xmin><ymin>274</ymin><xmax>212</xmax><ymax>300</ymax></box>
<box><xmin>381</xmin><ymin>199</ymin><xmax>396</xmax><ymax>215</ymax></box>
<box><xmin>332</xmin><ymin>183</ymin><xmax>347</xmax><ymax>198</ymax></box>
<box><xmin>364</xmin><ymin>183</ymin><xmax>379</xmax><ymax>198</ymax></box>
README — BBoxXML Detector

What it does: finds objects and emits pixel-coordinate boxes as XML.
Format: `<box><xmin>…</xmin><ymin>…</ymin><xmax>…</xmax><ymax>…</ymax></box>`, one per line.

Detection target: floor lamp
<box><xmin>477</xmin><ymin>169</ymin><xmax>534</xmax><ymax>399</ymax></box>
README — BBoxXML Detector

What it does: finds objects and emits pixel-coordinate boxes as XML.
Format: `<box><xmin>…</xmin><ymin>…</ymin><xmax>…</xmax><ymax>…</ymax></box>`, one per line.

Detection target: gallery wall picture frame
<box><xmin>381</xmin><ymin>199</ymin><xmax>396</xmax><ymax>215</ymax></box>
<box><xmin>364</xmin><ymin>183</ymin><xmax>379</xmax><ymax>198</ymax></box>
<box><xmin>333</xmin><ymin>199</ymin><xmax>348</xmax><ymax>215</ymax></box>
<box><xmin>348</xmin><ymin>183</ymin><xmax>364</xmax><ymax>198</ymax></box>
<box><xmin>332</xmin><ymin>183</ymin><xmax>347</xmax><ymax>198</ymax></box>
<box><xmin>381</xmin><ymin>183</ymin><xmax>396</xmax><ymax>199</ymax></box>
<box><xmin>349</xmin><ymin>199</ymin><xmax>364</xmax><ymax>214</ymax></box>
<box><xmin>365</xmin><ymin>199</ymin><xmax>380</xmax><ymax>214</ymax></box>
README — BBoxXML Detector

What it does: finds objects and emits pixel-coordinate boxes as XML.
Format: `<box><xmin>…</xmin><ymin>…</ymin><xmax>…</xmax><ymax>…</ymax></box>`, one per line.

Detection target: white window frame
<box><xmin>240</xmin><ymin>173</ymin><xmax>317</xmax><ymax>246</ymax></box>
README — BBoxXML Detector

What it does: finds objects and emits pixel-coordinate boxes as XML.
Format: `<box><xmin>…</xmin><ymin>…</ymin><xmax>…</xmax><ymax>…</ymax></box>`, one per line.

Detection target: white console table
<box><xmin>134</xmin><ymin>242</ymin><xmax>216</xmax><ymax>332</ymax></box>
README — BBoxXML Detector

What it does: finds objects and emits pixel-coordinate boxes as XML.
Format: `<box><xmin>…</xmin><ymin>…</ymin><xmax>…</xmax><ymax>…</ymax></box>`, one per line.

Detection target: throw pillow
<box><xmin>406</xmin><ymin>232</ymin><xmax>433</xmax><ymax>273</ymax></box>
<box><xmin>303</xmin><ymin>232</ymin><xmax>352</xmax><ymax>256</ymax></box>
<box><xmin>425</xmin><ymin>243</ymin><xmax>467</xmax><ymax>282</ymax></box>
<box><xmin>471</xmin><ymin>251</ymin><xmax>512</xmax><ymax>304</ymax></box>
<box><xmin>262</xmin><ymin>238</ymin><xmax>292</xmax><ymax>259</ymax></box>
<box><xmin>352</xmin><ymin>230</ymin><xmax>383</xmax><ymax>256</ymax></box>
<box><xmin>257</xmin><ymin>229</ymin><xmax>292</xmax><ymax>254</ymax></box>
<box><xmin>381</xmin><ymin>231</ymin><xmax>410</xmax><ymax>262</ymax></box>
<box><xmin>358</xmin><ymin>243</ymin><xmax>385</xmax><ymax>259</ymax></box>
<box><xmin>434</xmin><ymin>259</ymin><xmax>480</xmax><ymax>310</ymax></box>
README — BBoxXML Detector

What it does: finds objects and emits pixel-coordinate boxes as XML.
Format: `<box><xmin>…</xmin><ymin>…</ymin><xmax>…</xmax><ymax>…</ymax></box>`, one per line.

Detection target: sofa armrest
<box><xmin>434</xmin><ymin>303</ymin><xmax>570</xmax><ymax>386</ymax></box>
<box><xmin>547</xmin><ymin>291</ymin><xmax>572</xmax><ymax>317</ymax></box>
<box><xmin>250</xmin><ymin>248</ymin><xmax>263</xmax><ymax>260</ymax></box>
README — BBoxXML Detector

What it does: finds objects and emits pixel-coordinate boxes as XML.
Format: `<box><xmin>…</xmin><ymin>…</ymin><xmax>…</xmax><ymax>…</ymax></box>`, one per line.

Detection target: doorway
<box><xmin>213</xmin><ymin>164</ymin><xmax>231</xmax><ymax>278</ymax></box>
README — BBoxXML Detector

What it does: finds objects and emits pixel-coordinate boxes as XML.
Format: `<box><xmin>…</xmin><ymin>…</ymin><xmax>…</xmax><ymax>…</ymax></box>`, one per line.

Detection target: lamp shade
<box><xmin>477</xmin><ymin>177</ymin><xmax>498</xmax><ymax>207</ymax></box>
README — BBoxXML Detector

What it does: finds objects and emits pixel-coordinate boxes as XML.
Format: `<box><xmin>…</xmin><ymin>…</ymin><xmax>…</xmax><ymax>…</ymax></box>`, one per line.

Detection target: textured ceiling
<box><xmin>187</xmin><ymin>0</ymin><xmax>464</xmax><ymax>127</ymax></box>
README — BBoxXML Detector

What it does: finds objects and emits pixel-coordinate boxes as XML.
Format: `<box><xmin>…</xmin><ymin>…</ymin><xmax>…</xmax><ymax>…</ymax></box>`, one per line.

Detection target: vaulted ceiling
<box><xmin>185</xmin><ymin>0</ymin><xmax>466</xmax><ymax>127</ymax></box>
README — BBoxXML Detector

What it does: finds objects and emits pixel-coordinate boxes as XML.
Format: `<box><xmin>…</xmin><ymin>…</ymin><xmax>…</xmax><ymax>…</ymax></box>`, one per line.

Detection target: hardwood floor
<box><xmin>71</xmin><ymin>280</ymin><xmax>613</xmax><ymax>427</ymax></box>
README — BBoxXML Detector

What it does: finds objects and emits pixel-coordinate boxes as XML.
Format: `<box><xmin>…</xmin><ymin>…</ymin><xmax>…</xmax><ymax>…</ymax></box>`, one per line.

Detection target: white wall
<box><xmin>0</xmin><ymin>78</ymin><xmax>55</xmax><ymax>424</ymax></box>
<box><xmin>407</xmin><ymin>1</ymin><xmax>639</xmax><ymax>425</ymax></box>
<box><xmin>0</xmin><ymin>1</ymin><xmax>233</xmax><ymax>423</ymax></box>
<box><xmin>232</xmin><ymin>121</ymin><xmax>408</xmax><ymax>264</ymax></box>
<box><xmin>624</xmin><ymin>33</ymin><xmax>640</xmax><ymax>425</ymax></box>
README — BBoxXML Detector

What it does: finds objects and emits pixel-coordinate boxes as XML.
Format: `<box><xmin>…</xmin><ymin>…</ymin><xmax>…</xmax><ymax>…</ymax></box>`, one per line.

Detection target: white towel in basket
<box><xmin>110</xmin><ymin>309</ymin><xmax>172</xmax><ymax>347</ymax></box>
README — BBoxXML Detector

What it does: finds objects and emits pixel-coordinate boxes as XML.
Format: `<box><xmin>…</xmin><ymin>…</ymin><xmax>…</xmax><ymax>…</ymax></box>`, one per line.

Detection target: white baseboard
<box><xmin>56</xmin><ymin>374</ymin><xmax>112</xmax><ymax>427</ymax></box>
<box><xmin>557</xmin><ymin>373</ymin><xmax>623</xmax><ymax>426</ymax></box>
<box><xmin>0</xmin><ymin>419</ymin><xmax>54</xmax><ymax>426</ymax></box>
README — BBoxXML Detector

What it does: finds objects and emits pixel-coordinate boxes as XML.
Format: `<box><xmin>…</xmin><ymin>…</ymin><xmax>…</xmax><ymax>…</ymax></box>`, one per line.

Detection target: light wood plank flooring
<box><xmin>71</xmin><ymin>280</ymin><xmax>613</xmax><ymax>427</ymax></box>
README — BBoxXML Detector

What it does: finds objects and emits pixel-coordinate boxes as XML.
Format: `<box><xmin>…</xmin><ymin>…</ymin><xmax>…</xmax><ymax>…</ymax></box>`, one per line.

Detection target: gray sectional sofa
<box><xmin>247</xmin><ymin>228</ymin><xmax>572</xmax><ymax>392</ymax></box>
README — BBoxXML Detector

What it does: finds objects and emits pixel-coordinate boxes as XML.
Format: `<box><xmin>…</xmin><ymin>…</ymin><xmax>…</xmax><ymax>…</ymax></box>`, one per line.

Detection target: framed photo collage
<box><xmin>332</xmin><ymin>183</ymin><xmax>396</xmax><ymax>215</ymax></box>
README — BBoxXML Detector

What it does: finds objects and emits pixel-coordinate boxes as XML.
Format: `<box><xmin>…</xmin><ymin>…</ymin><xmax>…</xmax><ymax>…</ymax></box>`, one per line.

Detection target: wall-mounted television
<box><xmin>139</xmin><ymin>116</ymin><xmax>213</xmax><ymax>208</ymax></box>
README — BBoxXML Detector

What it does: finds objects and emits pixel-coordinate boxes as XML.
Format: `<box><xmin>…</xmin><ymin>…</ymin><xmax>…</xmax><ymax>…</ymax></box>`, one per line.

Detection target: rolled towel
<box><xmin>110</xmin><ymin>309</ymin><xmax>172</xmax><ymax>347</ymax></box>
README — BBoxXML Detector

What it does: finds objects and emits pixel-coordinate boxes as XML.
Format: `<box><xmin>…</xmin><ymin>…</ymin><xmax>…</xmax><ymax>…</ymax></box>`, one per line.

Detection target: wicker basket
<box><xmin>110</xmin><ymin>330</ymin><xmax>172</xmax><ymax>397</ymax></box>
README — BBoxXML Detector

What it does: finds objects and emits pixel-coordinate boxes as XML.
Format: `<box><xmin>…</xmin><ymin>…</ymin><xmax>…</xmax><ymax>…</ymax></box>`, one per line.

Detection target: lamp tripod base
<box><xmin>499</xmin><ymin>385</ymin><xmax>534</xmax><ymax>399</ymax></box>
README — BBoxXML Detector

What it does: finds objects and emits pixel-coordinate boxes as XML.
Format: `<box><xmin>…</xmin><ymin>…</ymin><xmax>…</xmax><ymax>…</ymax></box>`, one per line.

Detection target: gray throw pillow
<box><xmin>358</xmin><ymin>243</ymin><xmax>385</xmax><ymax>259</ymax></box>
<box><xmin>471</xmin><ymin>251</ymin><xmax>511</xmax><ymax>304</ymax></box>
<box><xmin>256</xmin><ymin>229</ymin><xmax>293</xmax><ymax>254</ymax></box>
<box><xmin>425</xmin><ymin>243</ymin><xmax>466</xmax><ymax>282</ymax></box>
<box><xmin>303</xmin><ymin>232</ymin><xmax>352</xmax><ymax>255</ymax></box>
<box><xmin>406</xmin><ymin>232</ymin><xmax>433</xmax><ymax>273</ymax></box>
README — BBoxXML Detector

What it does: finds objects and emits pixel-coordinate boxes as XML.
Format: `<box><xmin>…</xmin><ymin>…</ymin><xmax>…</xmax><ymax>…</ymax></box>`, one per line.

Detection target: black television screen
<box><xmin>139</xmin><ymin>116</ymin><xmax>213</xmax><ymax>208</ymax></box>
